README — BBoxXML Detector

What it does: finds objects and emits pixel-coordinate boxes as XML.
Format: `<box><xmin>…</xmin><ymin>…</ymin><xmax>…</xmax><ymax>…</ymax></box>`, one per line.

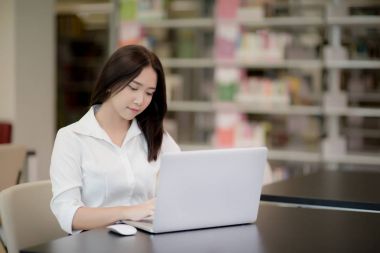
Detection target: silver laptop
<box><xmin>126</xmin><ymin>147</ymin><xmax>267</xmax><ymax>233</ymax></box>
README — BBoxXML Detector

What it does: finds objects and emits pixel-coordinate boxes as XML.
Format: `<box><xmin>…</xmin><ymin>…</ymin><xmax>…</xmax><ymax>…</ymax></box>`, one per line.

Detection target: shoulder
<box><xmin>51</xmin><ymin>122</ymin><xmax>86</xmax><ymax>167</ymax></box>
<box><xmin>56</xmin><ymin>122</ymin><xmax>77</xmax><ymax>138</ymax></box>
<box><xmin>161</xmin><ymin>132</ymin><xmax>181</xmax><ymax>153</ymax></box>
<box><xmin>54</xmin><ymin>122</ymin><xmax>82</xmax><ymax>147</ymax></box>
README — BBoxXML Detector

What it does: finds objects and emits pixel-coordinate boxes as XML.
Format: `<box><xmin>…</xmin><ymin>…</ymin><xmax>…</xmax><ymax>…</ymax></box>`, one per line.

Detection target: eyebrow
<box><xmin>131</xmin><ymin>80</ymin><xmax>156</xmax><ymax>90</ymax></box>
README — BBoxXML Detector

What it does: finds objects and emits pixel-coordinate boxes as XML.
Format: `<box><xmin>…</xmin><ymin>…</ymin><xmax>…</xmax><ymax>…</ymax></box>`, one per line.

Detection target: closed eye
<box><xmin>130</xmin><ymin>80</ymin><xmax>155</xmax><ymax>96</ymax></box>
<box><xmin>128</xmin><ymin>84</ymin><xmax>138</xmax><ymax>91</ymax></box>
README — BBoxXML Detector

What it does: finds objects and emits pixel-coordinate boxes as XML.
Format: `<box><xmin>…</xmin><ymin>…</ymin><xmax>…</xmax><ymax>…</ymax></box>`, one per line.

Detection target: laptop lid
<box><xmin>147</xmin><ymin>147</ymin><xmax>267</xmax><ymax>233</ymax></box>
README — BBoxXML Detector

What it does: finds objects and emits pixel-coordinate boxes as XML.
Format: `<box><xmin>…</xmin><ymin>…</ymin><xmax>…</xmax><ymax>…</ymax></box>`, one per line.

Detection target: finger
<box><xmin>145</xmin><ymin>213</ymin><xmax>154</xmax><ymax>221</ymax></box>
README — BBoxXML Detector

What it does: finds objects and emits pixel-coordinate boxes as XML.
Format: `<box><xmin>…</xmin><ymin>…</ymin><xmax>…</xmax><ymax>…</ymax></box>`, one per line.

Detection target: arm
<box><xmin>72</xmin><ymin>199</ymin><xmax>155</xmax><ymax>231</ymax></box>
<box><xmin>50</xmin><ymin>129</ymin><xmax>84</xmax><ymax>234</ymax></box>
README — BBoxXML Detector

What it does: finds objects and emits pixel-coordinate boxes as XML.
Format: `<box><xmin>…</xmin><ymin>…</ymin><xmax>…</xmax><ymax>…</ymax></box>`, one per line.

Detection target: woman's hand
<box><xmin>71</xmin><ymin>199</ymin><xmax>156</xmax><ymax>231</ymax></box>
<box><xmin>123</xmin><ymin>198</ymin><xmax>156</xmax><ymax>221</ymax></box>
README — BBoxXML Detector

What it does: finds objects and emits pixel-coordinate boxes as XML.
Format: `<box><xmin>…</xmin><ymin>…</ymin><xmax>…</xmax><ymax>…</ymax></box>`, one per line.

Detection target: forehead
<box><xmin>133</xmin><ymin>66</ymin><xmax>157</xmax><ymax>88</ymax></box>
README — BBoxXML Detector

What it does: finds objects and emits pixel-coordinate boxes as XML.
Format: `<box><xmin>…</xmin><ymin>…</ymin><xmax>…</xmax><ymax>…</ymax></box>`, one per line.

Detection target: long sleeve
<box><xmin>50</xmin><ymin>128</ymin><xmax>84</xmax><ymax>234</ymax></box>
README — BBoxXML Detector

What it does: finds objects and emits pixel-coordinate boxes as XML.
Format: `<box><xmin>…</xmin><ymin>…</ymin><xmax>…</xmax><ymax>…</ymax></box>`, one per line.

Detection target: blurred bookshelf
<box><xmin>112</xmin><ymin>0</ymin><xmax>380</xmax><ymax>181</ymax></box>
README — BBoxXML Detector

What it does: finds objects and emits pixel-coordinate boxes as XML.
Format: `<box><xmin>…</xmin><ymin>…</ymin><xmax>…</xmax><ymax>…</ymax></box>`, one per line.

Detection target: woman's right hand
<box><xmin>123</xmin><ymin>198</ymin><xmax>156</xmax><ymax>221</ymax></box>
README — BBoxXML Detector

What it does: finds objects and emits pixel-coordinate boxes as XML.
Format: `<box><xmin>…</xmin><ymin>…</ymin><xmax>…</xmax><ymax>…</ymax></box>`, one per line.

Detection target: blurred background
<box><xmin>1</xmin><ymin>0</ymin><xmax>380</xmax><ymax>182</ymax></box>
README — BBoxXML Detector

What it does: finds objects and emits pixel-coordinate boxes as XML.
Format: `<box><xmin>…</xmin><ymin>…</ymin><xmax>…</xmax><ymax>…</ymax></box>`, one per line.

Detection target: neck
<box><xmin>95</xmin><ymin>102</ymin><xmax>131</xmax><ymax>145</ymax></box>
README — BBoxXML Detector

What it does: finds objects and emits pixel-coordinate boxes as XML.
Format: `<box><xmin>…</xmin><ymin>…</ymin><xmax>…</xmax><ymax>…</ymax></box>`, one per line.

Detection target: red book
<box><xmin>0</xmin><ymin>122</ymin><xmax>12</xmax><ymax>144</ymax></box>
<box><xmin>215</xmin><ymin>0</ymin><xmax>239</xmax><ymax>19</ymax></box>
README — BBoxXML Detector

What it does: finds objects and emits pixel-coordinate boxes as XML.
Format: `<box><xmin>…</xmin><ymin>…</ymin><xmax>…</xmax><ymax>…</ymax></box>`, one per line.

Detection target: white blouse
<box><xmin>50</xmin><ymin>106</ymin><xmax>180</xmax><ymax>234</ymax></box>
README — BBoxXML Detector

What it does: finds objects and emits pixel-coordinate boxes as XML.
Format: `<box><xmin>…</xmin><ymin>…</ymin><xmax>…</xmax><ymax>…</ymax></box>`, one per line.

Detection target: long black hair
<box><xmin>90</xmin><ymin>45</ymin><xmax>167</xmax><ymax>162</ymax></box>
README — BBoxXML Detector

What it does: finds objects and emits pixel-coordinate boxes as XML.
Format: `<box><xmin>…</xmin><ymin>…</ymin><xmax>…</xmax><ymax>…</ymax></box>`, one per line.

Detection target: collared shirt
<box><xmin>50</xmin><ymin>105</ymin><xmax>180</xmax><ymax>234</ymax></box>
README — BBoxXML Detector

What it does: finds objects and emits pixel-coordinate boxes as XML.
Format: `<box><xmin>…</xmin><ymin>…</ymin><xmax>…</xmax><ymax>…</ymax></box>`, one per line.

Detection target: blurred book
<box><xmin>215</xmin><ymin>0</ymin><xmax>239</xmax><ymax>20</ymax></box>
<box><xmin>214</xmin><ymin>23</ymin><xmax>239</xmax><ymax>60</ymax></box>
<box><xmin>215</xmin><ymin>68</ymin><xmax>240</xmax><ymax>101</ymax></box>
<box><xmin>0</xmin><ymin>122</ymin><xmax>12</xmax><ymax>144</ymax></box>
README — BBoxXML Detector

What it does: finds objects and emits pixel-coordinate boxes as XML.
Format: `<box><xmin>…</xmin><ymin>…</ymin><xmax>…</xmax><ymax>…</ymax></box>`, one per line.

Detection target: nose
<box><xmin>134</xmin><ymin>92</ymin><xmax>144</xmax><ymax>105</ymax></box>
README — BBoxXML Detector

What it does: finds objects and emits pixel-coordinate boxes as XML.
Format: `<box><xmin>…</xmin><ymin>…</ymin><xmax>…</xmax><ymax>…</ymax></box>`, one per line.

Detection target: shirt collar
<box><xmin>124</xmin><ymin>118</ymin><xmax>142</xmax><ymax>145</ymax></box>
<box><xmin>72</xmin><ymin>105</ymin><xmax>142</xmax><ymax>143</ymax></box>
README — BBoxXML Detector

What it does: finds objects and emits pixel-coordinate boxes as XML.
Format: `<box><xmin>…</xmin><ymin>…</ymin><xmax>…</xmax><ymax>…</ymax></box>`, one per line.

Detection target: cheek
<box><xmin>111</xmin><ymin>96</ymin><xmax>127</xmax><ymax>110</ymax></box>
<box><xmin>143</xmin><ymin>96</ymin><xmax>153</xmax><ymax>108</ymax></box>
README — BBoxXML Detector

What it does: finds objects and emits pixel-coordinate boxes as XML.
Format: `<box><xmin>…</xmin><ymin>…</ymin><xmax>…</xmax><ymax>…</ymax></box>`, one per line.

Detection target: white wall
<box><xmin>0</xmin><ymin>0</ymin><xmax>56</xmax><ymax>180</ymax></box>
<box><xmin>0</xmin><ymin>0</ymin><xmax>16</xmax><ymax>122</ymax></box>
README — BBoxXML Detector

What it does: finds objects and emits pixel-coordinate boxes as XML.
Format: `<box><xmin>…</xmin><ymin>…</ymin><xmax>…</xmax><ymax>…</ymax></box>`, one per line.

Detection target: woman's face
<box><xmin>110</xmin><ymin>66</ymin><xmax>157</xmax><ymax>121</ymax></box>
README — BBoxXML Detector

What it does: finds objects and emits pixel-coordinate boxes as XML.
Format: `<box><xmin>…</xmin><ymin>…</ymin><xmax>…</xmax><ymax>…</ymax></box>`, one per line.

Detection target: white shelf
<box><xmin>163</xmin><ymin>59</ymin><xmax>380</xmax><ymax>69</ymax></box>
<box><xmin>161</xmin><ymin>58</ymin><xmax>323</xmax><ymax>69</ymax></box>
<box><xmin>137</xmin><ymin>16</ymin><xmax>324</xmax><ymax>28</ymax></box>
<box><xmin>56</xmin><ymin>3</ymin><xmax>113</xmax><ymax>14</ymax></box>
<box><xmin>162</xmin><ymin>58</ymin><xmax>380</xmax><ymax>69</ymax></box>
<box><xmin>238</xmin><ymin>16</ymin><xmax>324</xmax><ymax>27</ymax></box>
<box><xmin>325</xmin><ymin>60</ymin><xmax>380</xmax><ymax>69</ymax></box>
<box><xmin>161</xmin><ymin>58</ymin><xmax>214</xmax><ymax>68</ymax></box>
<box><xmin>327</xmin><ymin>16</ymin><xmax>380</xmax><ymax>26</ymax></box>
<box><xmin>235</xmin><ymin>103</ymin><xmax>323</xmax><ymax>116</ymax></box>
<box><xmin>168</xmin><ymin>101</ymin><xmax>323</xmax><ymax>116</ymax></box>
<box><xmin>168</xmin><ymin>101</ymin><xmax>214</xmax><ymax>112</ymax></box>
<box><xmin>137</xmin><ymin>16</ymin><xmax>380</xmax><ymax>29</ymax></box>
<box><xmin>325</xmin><ymin>107</ymin><xmax>380</xmax><ymax>118</ymax></box>
<box><xmin>138</xmin><ymin>18</ymin><xmax>214</xmax><ymax>28</ymax></box>
<box><xmin>218</xmin><ymin>59</ymin><xmax>323</xmax><ymax>69</ymax></box>
<box><xmin>136</xmin><ymin>16</ymin><xmax>380</xmax><ymax>29</ymax></box>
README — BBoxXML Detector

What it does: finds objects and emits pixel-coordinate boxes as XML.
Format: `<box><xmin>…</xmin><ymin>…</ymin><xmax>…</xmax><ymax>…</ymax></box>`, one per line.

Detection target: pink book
<box><xmin>216</xmin><ymin>128</ymin><xmax>235</xmax><ymax>147</ymax></box>
<box><xmin>215</xmin><ymin>0</ymin><xmax>239</xmax><ymax>19</ymax></box>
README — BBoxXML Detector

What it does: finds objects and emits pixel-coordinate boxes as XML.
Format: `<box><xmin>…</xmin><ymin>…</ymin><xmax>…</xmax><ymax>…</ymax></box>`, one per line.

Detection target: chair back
<box><xmin>0</xmin><ymin>144</ymin><xmax>27</xmax><ymax>191</ymax></box>
<box><xmin>0</xmin><ymin>180</ymin><xmax>66</xmax><ymax>253</ymax></box>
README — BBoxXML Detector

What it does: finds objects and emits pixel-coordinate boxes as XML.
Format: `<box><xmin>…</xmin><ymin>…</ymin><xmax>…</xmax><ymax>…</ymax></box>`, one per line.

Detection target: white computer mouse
<box><xmin>107</xmin><ymin>224</ymin><xmax>137</xmax><ymax>236</ymax></box>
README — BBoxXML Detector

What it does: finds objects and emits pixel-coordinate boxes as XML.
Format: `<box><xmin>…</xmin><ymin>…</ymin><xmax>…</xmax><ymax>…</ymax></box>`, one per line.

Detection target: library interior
<box><xmin>1</xmin><ymin>0</ymin><xmax>380</xmax><ymax>253</ymax></box>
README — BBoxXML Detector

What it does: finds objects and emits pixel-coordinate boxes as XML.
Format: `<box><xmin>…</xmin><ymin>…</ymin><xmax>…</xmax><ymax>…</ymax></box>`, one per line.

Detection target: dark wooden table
<box><xmin>261</xmin><ymin>170</ymin><xmax>380</xmax><ymax>211</ymax></box>
<box><xmin>21</xmin><ymin>204</ymin><xmax>380</xmax><ymax>253</ymax></box>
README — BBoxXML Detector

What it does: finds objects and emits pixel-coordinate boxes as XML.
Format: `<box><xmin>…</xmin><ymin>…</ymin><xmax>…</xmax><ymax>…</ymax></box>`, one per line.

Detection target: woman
<box><xmin>50</xmin><ymin>45</ymin><xmax>180</xmax><ymax>234</ymax></box>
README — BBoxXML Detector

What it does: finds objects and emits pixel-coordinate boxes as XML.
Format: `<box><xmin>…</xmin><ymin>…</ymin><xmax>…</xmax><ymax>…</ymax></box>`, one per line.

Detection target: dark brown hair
<box><xmin>90</xmin><ymin>45</ymin><xmax>167</xmax><ymax>161</ymax></box>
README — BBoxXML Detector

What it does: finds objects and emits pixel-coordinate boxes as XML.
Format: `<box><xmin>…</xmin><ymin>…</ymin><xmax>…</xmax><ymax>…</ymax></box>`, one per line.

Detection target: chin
<box><xmin>119</xmin><ymin>113</ymin><xmax>135</xmax><ymax>121</ymax></box>
<box><xmin>125</xmin><ymin>116</ymin><xmax>136</xmax><ymax>121</ymax></box>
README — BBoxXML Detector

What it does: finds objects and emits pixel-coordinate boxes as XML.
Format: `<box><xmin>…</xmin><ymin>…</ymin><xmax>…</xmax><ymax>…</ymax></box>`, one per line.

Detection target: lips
<box><xmin>128</xmin><ymin>107</ymin><xmax>139</xmax><ymax>113</ymax></box>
